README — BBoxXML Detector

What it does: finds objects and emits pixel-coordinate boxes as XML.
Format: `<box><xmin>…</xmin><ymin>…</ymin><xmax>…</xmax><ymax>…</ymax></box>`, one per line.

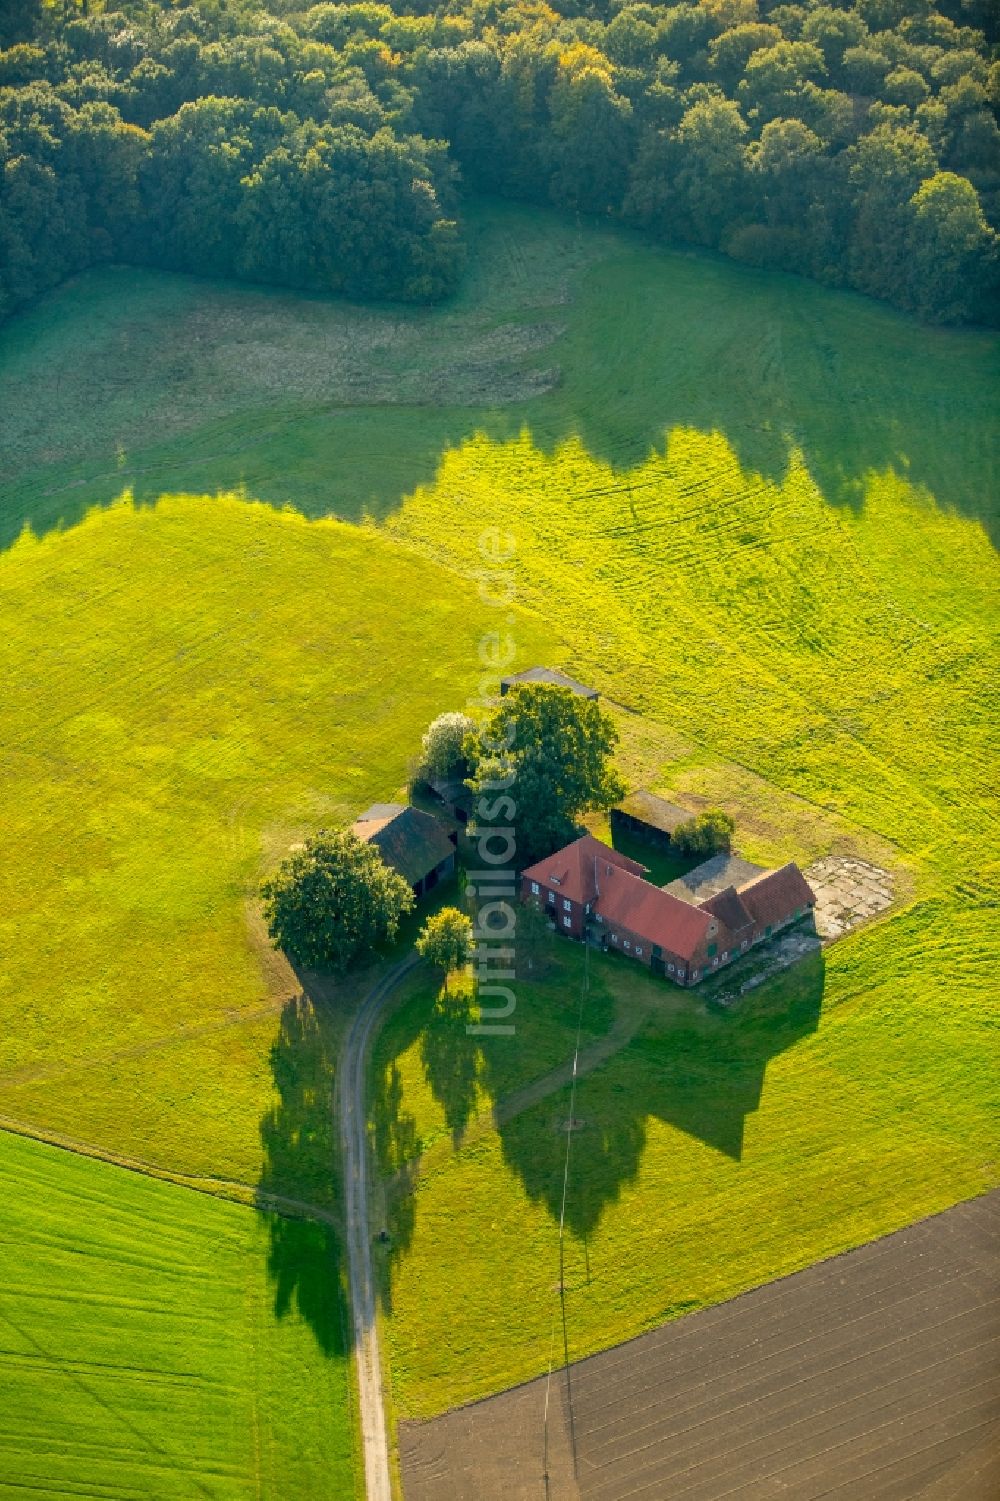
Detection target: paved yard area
<box><xmin>804</xmin><ymin>855</ymin><xmax>895</xmax><ymax>941</ymax></box>
<box><xmin>664</xmin><ymin>851</ymin><xmax>893</xmax><ymax>953</ymax></box>
<box><xmin>400</xmin><ymin>1191</ymin><xmax>1000</xmax><ymax>1501</ymax></box>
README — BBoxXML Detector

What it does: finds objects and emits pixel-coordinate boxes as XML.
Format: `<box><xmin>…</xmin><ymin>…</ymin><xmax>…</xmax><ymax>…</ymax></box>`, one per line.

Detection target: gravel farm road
<box><xmin>339</xmin><ymin>952</ymin><xmax>421</xmax><ymax>1501</ymax></box>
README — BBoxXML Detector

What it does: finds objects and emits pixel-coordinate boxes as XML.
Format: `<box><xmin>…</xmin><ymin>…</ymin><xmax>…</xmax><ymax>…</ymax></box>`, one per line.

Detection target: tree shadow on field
<box><xmin>419</xmin><ymin>985</ymin><xmax>482</xmax><ymax>1145</ymax></box>
<box><xmin>370</xmin><ymin>1058</ymin><xmax>419</xmax><ymax>1315</ymax></box>
<box><xmin>1</xmin><ymin>211</ymin><xmax>996</xmax><ymax>553</ymax></box>
<box><xmin>369</xmin><ymin>993</ymin><xmax>427</xmax><ymax>1315</ymax></box>
<box><xmin>371</xmin><ymin>937</ymin><xmax>826</xmax><ymax>1282</ymax></box>
<box><xmin>257</xmin><ymin>991</ymin><xmax>347</xmax><ymax>1359</ymax></box>
<box><xmin>495</xmin><ymin>947</ymin><xmax>826</xmax><ymax>1242</ymax></box>
<box><xmin>551</xmin><ymin>249</ymin><xmax>999</xmax><ymax>542</ymax></box>
<box><xmin>369</xmin><ymin>973</ymin><xmax>520</xmax><ymax>1312</ymax></box>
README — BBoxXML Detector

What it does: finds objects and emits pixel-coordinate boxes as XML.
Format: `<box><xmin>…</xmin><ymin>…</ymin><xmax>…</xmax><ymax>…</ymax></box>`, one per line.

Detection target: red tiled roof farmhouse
<box><xmin>594</xmin><ymin>867</ymin><xmax>713</xmax><ymax>961</ymax></box>
<box><xmin>737</xmin><ymin>863</ymin><xmax>815</xmax><ymax>930</ymax></box>
<box><xmin>522</xmin><ymin>833</ymin><xmax>816</xmax><ymax>986</ymax></box>
<box><xmin>701</xmin><ymin>885</ymin><xmax>755</xmax><ymax>934</ymax></box>
<box><xmin>523</xmin><ymin>835</ymin><xmax>713</xmax><ymax>961</ymax></box>
<box><xmin>522</xmin><ymin>835</ymin><xmax>646</xmax><ymax>908</ymax></box>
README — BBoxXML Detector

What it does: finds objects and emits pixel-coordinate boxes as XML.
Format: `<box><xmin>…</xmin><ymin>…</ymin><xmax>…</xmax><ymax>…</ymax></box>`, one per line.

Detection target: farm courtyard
<box><xmin>0</xmin><ymin>201</ymin><xmax>997</xmax><ymax>1493</ymax></box>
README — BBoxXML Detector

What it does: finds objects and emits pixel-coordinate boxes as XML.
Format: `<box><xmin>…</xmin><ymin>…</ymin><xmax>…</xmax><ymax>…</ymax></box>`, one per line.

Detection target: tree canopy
<box><xmin>261</xmin><ymin>828</ymin><xmax>414</xmax><ymax>971</ymax></box>
<box><xmin>466</xmin><ymin>683</ymin><xmax>626</xmax><ymax>865</ymax></box>
<box><xmin>1</xmin><ymin>0</ymin><xmax>997</xmax><ymax>326</ymax></box>
<box><xmin>415</xmin><ymin>906</ymin><xmax>473</xmax><ymax>988</ymax></box>
<box><xmin>420</xmin><ymin>710</ymin><xmax>476</xmax><ymax>781</ymax></box>
<box><xmin>671</xmin><ymin>808</ymin><xmax>736</xmax><ymax>857</ymax></box>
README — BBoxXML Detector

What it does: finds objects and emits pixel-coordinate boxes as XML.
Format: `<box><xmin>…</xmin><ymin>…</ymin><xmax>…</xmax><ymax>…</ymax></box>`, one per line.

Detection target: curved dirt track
<box><xmin>339</xmin><ymin>952</ymin><xmax>421</xmax><ymax>1501</ymax></box>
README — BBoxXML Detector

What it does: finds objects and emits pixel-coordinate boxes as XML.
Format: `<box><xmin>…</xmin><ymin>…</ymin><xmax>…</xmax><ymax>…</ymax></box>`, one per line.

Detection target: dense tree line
<box><xmin>1</xmin><ymin>0</ymin><xmax>997</xmax><ymax>325</ymax></box>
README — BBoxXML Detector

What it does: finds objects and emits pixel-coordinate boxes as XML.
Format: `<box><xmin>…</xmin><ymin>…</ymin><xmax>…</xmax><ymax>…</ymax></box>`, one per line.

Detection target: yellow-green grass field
<box><xmin>1</xmin><ymin>200</ymin><xmax>997</xmax><ymax>1441</ymax></box>
<box><xmin>0</xmin><ymin>492</ymin><xmax>547</xmax><ymax>1190</ymax></box>
<box><xmin>372</xmin><ymin>419</ymin><xmax>999</xmax><ymax>1414</ymax></box>
<box><xmin>0</xmin><ymin>1127</ymin><xmax>356</xmax><ymax>1500</ymax></box>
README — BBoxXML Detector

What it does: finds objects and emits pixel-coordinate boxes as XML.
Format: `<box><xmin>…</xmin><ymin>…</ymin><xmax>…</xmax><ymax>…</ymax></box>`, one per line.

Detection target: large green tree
<box><xmin>420</xmin><ymin>711</ymin><xmax>476</xmax><ymax>781</ymax></box>
<box><xmin>0</xmin><ymin>0</ymin><xmax>41</xmax><ymax>48</ymax></box>
<box><xmin>262</xmin><ymin>829</ymin><xmax>414</xmax><ymax>972</ymax></box>
<box><xmin>905</xmin><ymin>170</ymin><xmax>998</xmax><ymax>322</ymax></box>
<box><xmin>465</xmin><ymin>684</ymin><xmax>626</xmax><ymax>865</ymax></box>
<box><xmin>847</xmin><ymin>123</ymin><xmax>938</xmax><ymax>303</ymax></box>
<box><xmin>415</xmin><ymin>907</ymin><xmax>473</xmax><ymax>991</ymax></box>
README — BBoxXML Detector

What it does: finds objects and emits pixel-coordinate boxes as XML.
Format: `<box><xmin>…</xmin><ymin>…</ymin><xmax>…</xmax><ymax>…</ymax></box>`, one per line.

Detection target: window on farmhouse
<box><xmin>562</xmin><ymin>916</ymin><xmax>571</xmax><ymax>928</ymax></box>
<box><xmin>563</xmin><ymin>898</ymin><xmax>571</xmax><ymax>912</ymax></box>
<box><xmin>635</xmin><ymin>947</ymin><xmax>643</xmax><ymax>957</ymax></box>
<box><xmin>530</xmin><ymin>881</ymin><xmax>539</xmax><ymax>894</ymax></box>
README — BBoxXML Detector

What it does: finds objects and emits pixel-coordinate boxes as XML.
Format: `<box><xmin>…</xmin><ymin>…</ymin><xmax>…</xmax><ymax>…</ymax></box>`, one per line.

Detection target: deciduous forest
<box><xmin>2</xmin><ymin>0</ymin><xmax>997</xmax><ymax>329</ymax></box>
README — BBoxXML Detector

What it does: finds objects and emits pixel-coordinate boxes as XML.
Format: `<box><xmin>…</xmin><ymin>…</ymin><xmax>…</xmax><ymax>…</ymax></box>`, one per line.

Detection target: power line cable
<box><xmin>542</xmin><ymin>933</ymin><xmax>590</xmax><ymax>1494</ymax></box>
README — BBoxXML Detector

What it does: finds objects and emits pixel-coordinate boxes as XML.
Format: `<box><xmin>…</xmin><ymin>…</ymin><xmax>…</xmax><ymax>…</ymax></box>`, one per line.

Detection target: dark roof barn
<box><xmin>500</xmin><ymin>667</ymin><xmax>598</xmax><ymax>699</ymax></box>
<box><xmin>352</xmin><ymin>803</ymin><xmax>455</xmax><ymax>888</ymax></box>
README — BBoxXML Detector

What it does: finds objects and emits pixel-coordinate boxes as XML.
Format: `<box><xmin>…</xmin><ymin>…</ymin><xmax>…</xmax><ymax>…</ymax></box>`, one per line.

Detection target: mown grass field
<box><xmin>373</xmin><ymin>410</ymin><xmax>999</xmax><ymax>1413</ymax></box>
<box><xmin>0</xmin><ymin>483</ymin><xmax>545</xmax><ymax>1500</ymax></box>
<box><xmin>0</xmin><ymin>492</ymin><xmax>546</xmax><ymax>1191</ymax></box>
<box><xmin>0</xmin><ymin>1127</ymin><xmax>356</xmax><ymax>1500</ymax></box>
<box><xmin>1</xmin><ymin>199</ymin><xmax>997</xmax><ymax>1449</ymax></box>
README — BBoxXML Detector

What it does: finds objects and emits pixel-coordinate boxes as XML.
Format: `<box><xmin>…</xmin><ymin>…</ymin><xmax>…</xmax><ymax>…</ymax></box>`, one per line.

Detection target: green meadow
<box><xmin>371</xmin><ymin>327</ymin><xmax>998</xmax><ymax>1410</ymax></box>
<box><xmin>1</xmin><ymin>200</ymin><xmax>997</xmax><ymax>1444</ymax></box>
<box><xmin>0</xmin><ymin>492</ymin><xmax>546</xmax><ymax>1189</ymax></box>
<box><xmin>374</xmin><ymin>899</ymin><xmax>997</xmax><ymax>1417</ymax></box>
<box><xmin>0</xmin><ymin>1127</ymin><xmax>356</xmax><ymax>1500</ymax></box>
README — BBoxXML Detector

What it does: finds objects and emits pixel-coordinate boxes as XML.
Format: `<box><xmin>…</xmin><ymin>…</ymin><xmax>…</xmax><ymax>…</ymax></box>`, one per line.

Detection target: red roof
<box><xmin>701</xmin><ymin>885</ymin><xmax>754</xmax><ymax>933</ymax></box>
<box><xmin>524</xmin><ymin>837</ymin><xmax>814</xmax><ymax>967</ymax></box>
<box><xmin>595</xmin><ymin>868</ymin><xmax>712</xmax><ymax>961</ymax></box>
<box><xmin>522</xmin><ymin>835</ymin><xmax>646</xmax><ymax>907</ymax></box>
<box><xmin>738</xmin><ymin>863</ymin><xmax>815</xmax><ymax>929</ymax></box>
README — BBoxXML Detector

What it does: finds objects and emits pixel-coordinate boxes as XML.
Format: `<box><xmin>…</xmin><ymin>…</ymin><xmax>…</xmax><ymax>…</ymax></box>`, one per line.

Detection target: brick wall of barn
<box><xmin>521</xmin><ymin>877</ymin><xmax>587</xmax><ymax>939</ymax></box>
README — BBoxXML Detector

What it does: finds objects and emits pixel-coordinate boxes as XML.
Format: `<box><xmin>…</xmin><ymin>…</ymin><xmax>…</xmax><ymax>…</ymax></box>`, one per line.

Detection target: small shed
<box><xmin>499</xmin><ymin>667</ymin><xmax>598</xmax><ymax>700</ymax></box>
<box><xmin>610</xmin><ymin>791</ymin><xmax>690</xmax><ymax>851</ymax></box>
<box><xmin>427</xmin><ymin>775</ymin><xmax>473</xmax><ymax>826</ymax></box>
<box><xmin>352</xmin><ymin>803</ymin><xmax>456</xmax><ymax>898</ymax></box>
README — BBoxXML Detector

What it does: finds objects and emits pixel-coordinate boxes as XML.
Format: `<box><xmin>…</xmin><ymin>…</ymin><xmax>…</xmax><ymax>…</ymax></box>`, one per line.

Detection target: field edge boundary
<box><xmin>0</xmin><ymin>1112</ymin><xmax>338</xmax><ymax>1226</ymax></box>
<box><xmin>398</xmin><ymin>1183</ymin><xmax>1000</xmax><ymax>1427</ymax></box>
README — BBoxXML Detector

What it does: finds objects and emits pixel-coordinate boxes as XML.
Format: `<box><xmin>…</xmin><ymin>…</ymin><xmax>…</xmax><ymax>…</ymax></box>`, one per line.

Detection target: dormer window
<box><xmin>550</xmin><ymin>875</ymin><xmax>561</xmax><ymax>887</ymax></box>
